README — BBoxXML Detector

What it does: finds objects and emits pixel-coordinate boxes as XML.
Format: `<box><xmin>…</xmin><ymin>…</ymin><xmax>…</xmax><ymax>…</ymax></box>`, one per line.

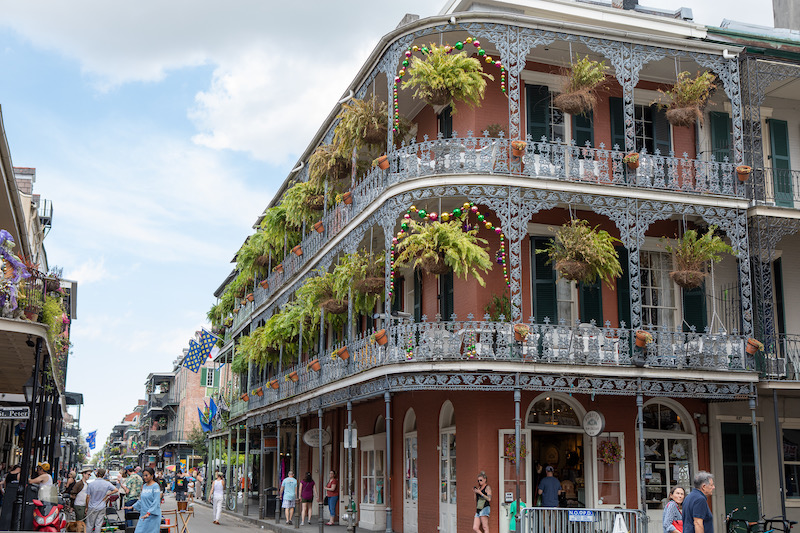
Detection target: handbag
<box><xmin>672</xmin><ymin>520</ymin><xmax>683</xmax><ymax>533</ymax></box>
<box><xmin>323</xmin><ymin>496</ymin><xmax>328</xmax><ymax>505</ymax></box>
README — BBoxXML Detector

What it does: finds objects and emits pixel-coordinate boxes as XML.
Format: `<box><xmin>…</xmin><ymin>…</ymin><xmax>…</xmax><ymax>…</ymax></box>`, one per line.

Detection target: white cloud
<box><xmin>64</xmin><ymin>257</ymin><xmax>111</xmax><ymax>285</ymax></box>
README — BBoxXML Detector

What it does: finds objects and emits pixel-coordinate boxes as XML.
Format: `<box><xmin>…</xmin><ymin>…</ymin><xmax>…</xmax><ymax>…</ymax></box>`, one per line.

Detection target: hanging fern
<box><xmin>539</xmin><ymin>220</ymin><xmax>622</xmax><ymax>287</ymax></box>
<box><xmin>333</xmin><ymin>251</ymin><xmax>385</xmax><ymax>316</ymax></box>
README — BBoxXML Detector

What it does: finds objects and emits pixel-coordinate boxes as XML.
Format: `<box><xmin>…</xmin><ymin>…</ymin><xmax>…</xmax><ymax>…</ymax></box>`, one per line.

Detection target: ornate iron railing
<box><xmin>758</xmin><ymin>333</ymin><xmax>800</xmax><ymax>379</ymax></box>
<box><xmin>159</xmin><ymin>430</ymin><xmax>185</xmax><ymax>447</ymax></box>
<box><xmin>251</xmin><ymin>320</ymin><xmax>751</xmax><ymax>404</ymax></box>
<box><xmin>750</xmin><ymin>167</ymin><xmax>800</xmax><ymax>209</ymax></box>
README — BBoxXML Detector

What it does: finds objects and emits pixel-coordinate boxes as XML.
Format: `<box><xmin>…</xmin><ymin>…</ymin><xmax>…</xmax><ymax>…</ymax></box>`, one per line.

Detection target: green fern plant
<box><xmin>309</xmin><ymin>143</ymin><xmax>352</xmax><ymax>186</ymax></box>
<box><xmin>395</xmin><ymin>219</ymin><xmax>493</xmax><ymax>285</ymax></box>
<box><xmin>664</xmin><ymin>226</ymin><xmax>733</xmax><ymax>289</ymax></box>
<box><xmin>280</xmin><ymin>181</ymin><xmax>327</xmax><ymax>229</ymax></box>
<box><xmin>334</xmin><ymin>96</ymin><xmax>389</xmax><ymax>153</ymax></box>
<box><xmin>659</xmin><ymin>71</ymin><xmax>716</xmax><ymax>127</ymax></box>
<box><xmin>554</xmin><ymin>55</ymin><xmax>607</xmax><ymax>115</ymax></box>
<box><xmin>402</xmin><ymin>44</ymin><xmax>493</xmax><ymax>112</ymax></box>
<box><xmin>259</xmin><ymin>205</ymin><xmax>301</xmax><ymax>260</ymax></box>
<box><xmin>539</xmin><ymin>220</ymin><xmax>622</xmax><ymax>287</ymax></box>
<box><xmin>333</xmin><ymin>251</ymin><xmax>385</xmax><ymax>315</ymax></box>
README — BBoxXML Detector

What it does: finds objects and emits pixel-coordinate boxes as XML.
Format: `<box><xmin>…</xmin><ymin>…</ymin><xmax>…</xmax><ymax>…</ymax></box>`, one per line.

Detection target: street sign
<box><xmin>343</xmin><ymin>428</ymin><xmax>358</xmax><ymax>448</ymax></box>
<box><xmin>0</xmin><ymin>407</ymin><xmax>30</xmax><ymax>419</ymax></box>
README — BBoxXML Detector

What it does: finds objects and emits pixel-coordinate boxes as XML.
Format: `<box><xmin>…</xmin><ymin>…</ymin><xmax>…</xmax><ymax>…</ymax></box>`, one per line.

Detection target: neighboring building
<box><xmin>203</xmin><ymin>1</ymin><xmax>800</xmax><ymax>532</ymax></box>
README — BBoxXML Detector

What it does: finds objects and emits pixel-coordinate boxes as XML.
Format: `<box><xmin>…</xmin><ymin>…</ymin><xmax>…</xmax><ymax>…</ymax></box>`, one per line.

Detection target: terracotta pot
<box><xmin>374</xmin><ymin>329</ymin><xmax>388</xmax><ymax>346</ymax></box>
<box><xmin>337</xmin><ymin>347</ymin><xmax>351</xmax><ymax>360</ymax></box>
<box><xmin>512</xmin><ymin>147</ymin><xmax>525</xmax><ymax>157</ymax></box>
<box><xmin>625</xmin><ymin>154</ymin><xmax>640</xmax><ymax>170</ymax></box>
<box><xmin>292</xmin><ymin>245</ymin><xmax>303</xmax><ymax>256</ymax></box>
<box><xmin>308</xmin><ymin>359</ymin><xmax>321</xmax><ymax>372</ymax></box>
<box><xmin>342</xmin><ymin>192</ymin><xmax>353</xmax><ymax>205</ymax></box>
<box><xmin>313</xmin><ymin>221</ymin><xmax>325</xmax><ymax>233</ymax></box>
<box><xmin>254</xmin><ymin>387</ymin><xmax>263</xmax><ymax>397</ymax></box>
<box><xmin>275</xmin><ymin>264</ymin><xmax>284</xmax><ymax>273</ymax></box>
<box><xmin>376</xmin><ymin>155</ymin><xmax>389</xmax><ymax>170</ymax></box>
<box><xmin>233</xmin><ymin>308</ymin><xmax>240</xmax><ymax>314</ymax></box>
<box><xmin>268</xmin><ymin>380</ymin><xmax>280</xmax><ymax>390</ymax></box>
<box><xmin>635</xmin><ymin>330</ymin><xmax>650</xmax><ymax>348</ymax></box>
<box><xmin>738</xmin><ymin>171</ymin><xmax>750</xmax><ymax>182</ymax></box>
<box><xmin>241</xmin><ymin>393</ymin><xmax>249</xmax><ymax>402</ymax></box>
<box><xmin>746</xmin><ymin>339</ymin><xmax>760</xmax><ymax>355</ymax></box>
<box><xmin>288</xmin><ymin>371</ymin><xmax>299</xmax><ymax>382</ymax></box>
<box><xmin>24</xmin><ymin>309</ymin><xmax>39</xmax><ymax>322</ymax></box>
<box><xmin>246</xmin><ymin>293</ymin><xmax>254</xmax><ymax>302</ymax></box>
<box><xmin>514</xmin><ymin>325</ymin><xmax>528</xmax><ymax>342</ymax></box>
<box><xmin>260</xmin><ymin>280</ymin><xmax>269</xmax><ymax>289</ymax></box>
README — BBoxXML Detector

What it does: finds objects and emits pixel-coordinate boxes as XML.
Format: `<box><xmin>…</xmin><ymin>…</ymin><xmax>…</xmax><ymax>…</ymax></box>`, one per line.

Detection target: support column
<box><xmin>384</xmin><ymin>392</ymin><xmax>392</xmax><ymax>533</ymax></box>
<box><xmin>514</xmin><ymin>387</ymin><xmax>521</xmax><ymax>528</ymax></box>
<box><xmin>347</xmin><ymin>401</ymin><xmax>355</xmax><ymax>533</ymax></box>
<box><xmin>636</xmin><ymin>391</ymin><xmax>646</xmax><ymax>515</ymax></box>
<box><xmin>244</xmin><ymin>426</ymin><xmax>250</xmax><ymax>516</ymax></box>
<box><xmin>226</xmin><ymin>431</ymin><xmax>232</xmax><ymax>512</ymax></box>
<box><xmin>276</xmin><ymin>419</ymin><xmax>282</xmax><ymax>524</ymax></box>
<box><xmin>774</xmin><ymin>389</ymin><xmax>787</xmax><ymax>518</ymax></box>
<box><xmin>749</xmin><ymin>396</ymin><xmax>763</xmax><ymax>518</ymax></box>
<box><xmin>14</xmin><ymin>337</ymin><xmax>43</xmax><ymax>531</ymax></box>
<box><xmin>295</xmin><ymin>415</ymin><xmax>301</xmax><ymax>529</ymax></box>
<box><xmin>260</xmin><ymin>425</ymin><xmax>265</xmax><ymax>519</ymax></box>
<box><xmin>318</xmin><ymin>408</ymin><xmax>325</xmax><ymax>533</ymax></box>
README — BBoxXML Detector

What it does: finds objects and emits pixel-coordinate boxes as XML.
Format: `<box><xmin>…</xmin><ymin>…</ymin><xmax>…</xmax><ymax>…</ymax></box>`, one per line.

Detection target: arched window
<box><xmin>527</xmin><ymin>395</ymin><xmax>582</xmax><ymax>427</ymax></box>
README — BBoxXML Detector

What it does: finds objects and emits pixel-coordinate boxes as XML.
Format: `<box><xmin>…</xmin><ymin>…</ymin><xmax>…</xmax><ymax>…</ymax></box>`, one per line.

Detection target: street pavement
<box><xmin>160</xmin><ymin>492</ymin><xmax>347</xmax><ymax>533</ymax></box>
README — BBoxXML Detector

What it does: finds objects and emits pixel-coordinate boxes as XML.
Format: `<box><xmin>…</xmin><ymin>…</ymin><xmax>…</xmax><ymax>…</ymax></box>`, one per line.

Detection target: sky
<box><xmin>0</xmin><ymin>0</ymin><xmax>777</xmax><ymax>449</ymax></box>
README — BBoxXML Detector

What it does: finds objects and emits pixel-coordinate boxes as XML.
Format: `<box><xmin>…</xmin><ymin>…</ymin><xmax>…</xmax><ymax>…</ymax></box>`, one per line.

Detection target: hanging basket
<box><xmin>419</xmin><ymin>253</ymin><xmax>451</xmax><ymax>276</ymax></box>
<box><xmin>354</xmin><ymin>276</ymin><xmax>385</xmax><ymax>295</ymax></box>
<box><xmin>669</xmin><ymin>270</ymin><xmax>706</xmax><ymax>290</ymax></box>
<box><xmin>553</xmin><ymin>88</ymin><xmax>596</xmax><ymax>116</ymax></box>
<box><xmin>426</xmin><ymin>88</ymin><xmax>452</xmax><ymax>107</ymax></box>
<box><xmin>666</xmin><ymin>105</ymin><xmax>701</xmax><ymax>128</ymax></box>
<box><xmin>255</xmin><ymin>255</ymin><xmax>270</xmax><ymax>267</ymax></box>
<box><xmin>555</xmin><ymin>259</ymin><xmax>593</xmax><ymax>283</ymax></box>
<box><xmin>305</xmin><ymin>195</ymin><xmax>326</xmax><ymax>211</ymax></box>
<box><xmin>321</xmin><ymin>298</ymin><xmax>348</xmax><ymax>314</ymax></box>
<box><xmin>364</xmin><ymin>122</ymin><xmax>388</xmax><ymax>146</ymax></box>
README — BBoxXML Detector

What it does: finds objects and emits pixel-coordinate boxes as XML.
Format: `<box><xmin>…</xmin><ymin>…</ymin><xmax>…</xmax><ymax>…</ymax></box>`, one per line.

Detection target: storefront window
<box><xmin>440</xmin><ymin>432</ymin><xmax>456</xmax><ymax>504</ymax></box>
<box><xmin>528</xmin><ymin>397</ymin><xmax>580</xmax><ymax>426</ymax></box>
<box><xmin>783</xmin><ymin>428</ymin><xmax>800</xmax><ymax>498</ymax></box>
<box><xmin>405</xmin><ymin>434</ymin><xmax>418</xmax><ymax>501</ymax></box>
<box><xmin>360</xmin><ymin>435</ymin><xmax>386</xmax><ymax>505</ymax></box>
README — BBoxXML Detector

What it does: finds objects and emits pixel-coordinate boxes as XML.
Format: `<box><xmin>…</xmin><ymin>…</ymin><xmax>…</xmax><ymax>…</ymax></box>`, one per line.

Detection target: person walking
<box><xmin>72</xmin><ymin>468</ymin><xmax>92</xmax><ymax>522</ymax></box>
<box><xmin>62</xmin><ymin>472</ymin><xmax>77</xmax><ymax>505</ymax></box>
<box><xmin>85</xmin><ymin>468</ymin><xmax>119</xmax><ymax>533</ymax></box>
<box><xmin>683</xmin><ymin>472</ymin><xmax>715</xmax><ymax>533</ymax></box>
<box><xmin>123</xmin><ymin>466</ymin><xmax>143</xmax><ymax>507</ymax></box>
<box><xmin>472</xmin><ymin>471</ymin><xmax>492</xmax><ymax>533</ymax></box>
<box><xmin>537</xmin><ymin>466</ymin><xmax>563</xmax><ymax>507</ymax></box>
<box><xmin>299</xmin><ymin>472</ymin><xmax>316</xmax><ymax>526</ymax></box>
<box><xmin>325</xmin><ymin>471</ymin><xmax>339</xmax><ymax>526</ymax></box>
<box><xmin>124</xmin><ymin>467</ymin><xmax>161</xmax><ymax>533</ymax></box>
<box><xmin>663</xmin><ymin>486</ymin><xmax>685</xmax><ymax>533</ymax></box>
<box><xmin>279</xmin><ymin>470</ymin><xmax>298</xmax><ymax>525</ymax></box>
<box><xmin>211</xmin><ymin>472</ymin><xmax>225</xmax><ymax>525</ymax></box>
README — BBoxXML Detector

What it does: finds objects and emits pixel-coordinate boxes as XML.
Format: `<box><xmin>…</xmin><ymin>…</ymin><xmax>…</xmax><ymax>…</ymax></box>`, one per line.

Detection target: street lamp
<box><xmin>23</xmin><ymin>375</ymin><xmax>35</xmax><ymax>403</ymax></box>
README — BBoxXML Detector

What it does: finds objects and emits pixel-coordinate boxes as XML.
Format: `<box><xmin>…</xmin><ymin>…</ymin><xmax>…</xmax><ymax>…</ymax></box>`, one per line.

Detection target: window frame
<box><xmin>359</xmin><ymin>433</ymin><xmax>387</xmax><ymax>506</ymax></box>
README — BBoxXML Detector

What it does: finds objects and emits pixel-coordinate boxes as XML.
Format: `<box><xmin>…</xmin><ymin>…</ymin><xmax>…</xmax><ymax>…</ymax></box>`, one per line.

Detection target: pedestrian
<box><xmin>195</xmin><ymin>471</ymin><xmax>204</xmax><ymax>502</ymax></box>
<box><xmin>85</xmin><ymin>468</ymin><xmax>119</xmax><ymax>533</ymax></box>
<box><xmin>62</xmin><ymin>471</ymin><xmax>77</xmax><ymax>504</ymax></box>
<box><xmin>187</xmin><ymin>477</ymin><xmax>195</xmax><ymax>504</ymax></box>
<box><xmin>211</xmin><ymin>472</ymin><xmax>225</xmax><ymax>525</ymax></box>
<box><xmin>537</xmin><ymin>466</ymin><xmax>563</xmax><ymax>507</ymax></box>
<box><xmin>472</xmin><ymin>471</ymin><xmax>492</xmax><ymax>533</ymax></box>
<box><xmin>683</xmin><ymin>472</ymin><xmax>715</xmax><ymax>533</ymax></box>
<box><xmin>117</xmin><ymin>469</ymin><xmax>128</xmax><ymax>510</ymax></box>
<box><xmin>663</xmin><ymin>486</ymin><xmax>685</xmax><ymax>533</ymax></box>
<box><xmin>124</xmin><ymin>467</ymin><xmax>161</xmax><ymax>533</ymax></box>
<box><xmin>279</xmin><ymin>470</ymin><xmax>298</xmax><ymax>525</ymax></box>
<box><xmin>299</xmin><ymin>472</ymin><xmax>316</xmax><ymax>526</ymax></box>
<box><xmin>173</xmin><ymin>469</ymin><xmax>187</xmax><ymax>504</ymax></box>
<box><xmin>325</xmin><ymin>470</ymin><xmax>339</xmax><ymax>526</ymax></box>
<box><xmin>0</xmin><ymin>464</ymin><xmax>21</xmax><ymax>509</ymax></box>
<box><xmin>72</xmin><ymin>467</ymin><xmax>92</xmax><ymax>522</ymax></box>
<box><xmin>155</xmin><ymin>471</ymin><xmax>166</xmax><ymax>504</ymax></box>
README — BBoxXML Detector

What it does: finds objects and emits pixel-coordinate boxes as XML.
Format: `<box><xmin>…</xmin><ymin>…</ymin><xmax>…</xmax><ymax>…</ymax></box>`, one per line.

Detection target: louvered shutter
<box><xmin>526</xmin><ymin>85</ymin><xmax>550</xmax><ymax>142</ymax></box>
<box><xmin>532</xmin><ymin>237</ymin><xmax>557</xmax><ymax>323</ymax></box>
<box><xmin>682</xmin><ymin>283</ymin><xmax>707</xmax><ymax>333</ymax></box>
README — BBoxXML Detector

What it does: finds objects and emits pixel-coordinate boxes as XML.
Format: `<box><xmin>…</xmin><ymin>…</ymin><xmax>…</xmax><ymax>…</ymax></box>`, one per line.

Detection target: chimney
<box><xmin>773</xmin><ymin>0</ymin><xmax>800</xmax><ymax>30</ymax></box>
<box><xmin>612</xmin><ymin>0</ymin><xmax>638</xmax><ymax>9</ymax></box>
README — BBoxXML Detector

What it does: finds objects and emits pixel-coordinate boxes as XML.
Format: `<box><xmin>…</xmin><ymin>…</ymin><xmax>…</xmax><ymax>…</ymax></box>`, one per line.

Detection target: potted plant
<box><xmin>746</xmin><ymin>338</ymin><xmax>764</xmax><ymax>355</ymax></box>
<box><xmin>268</xmin><ymin>379</ymin><xmax>280</xmax><ymax>390</ymax></box>
<box><xmin>307</xmin><ymin>359</ymin><xmax>322</xmax><ymax>372</ymax></box>
<box><xmin>333</xmin><ymin>95</ymin><xmax>390</xmax><ymax>151</ymax></box>
<box><xmin>736</xmin><ymin>165</ymin><xmax>752</xmax><ymax>182</ymax></box>
<box><xmin>309</xmin><ymin>143</ymin><xmax>352</xmax><ymax>185</ymax></box>
<box><xmin>371</xmin><ymin>329</ymin><xmax>389</xmax><ymax>346</ymax></box>
<box><xmin>313</xmin><ymin>221</ymin><xmax>325</xmax><ymax>233</ymax></box>
<box><xmin>335</xmin><ymin>346</ymin><xmax>351</xmax><ymax>360</ymax></box>
<box><xmin>539</xmin><ymin>220</ymin><xmax>622</xmax><ymax>286</ymax></box>
<box><xmin>510</xmin><ymin>140</ymin><xmax>526</xmax><ymax>157</ymax></box>
<box><xmin>281</xmin><ymin>180</ymin><xmax>326</xmax><ymax>228</ymax></box>
<box><xmin>246</xmin><ymin>293</ymin><xmax>254</xmax><ymax>302</ymax></box>
<box><xmin>286</xmin><ymin>371</ymin><xmax>299</xmax><ymax>383</ymax></box>
<box><xmin>292</xmin><ymin>245</ymin><xmax>303</xmax><ymax>257</ymax></box>
<box><xmin>373</xmin><ymin>155</ymin><xmax>390</xmax><ymax>170</ymax></box>
<box><xmin>342</xmin><ymin>191</ymin><xmax>353</xmax><ymax>205</ymax></box>
<box><xmin>402</xmin><ymin>43</ymin><xmax>494</xmax><ymax>111</ymax></box>
<box><xmin>260</xmin><ymin>279</ymin><xmax>269</xmax><ymax>289</ymax></box>
<box><xmin>253</xmin><ymin>387</ymin><xmax>263</xmax><ymax>397</ymax></box>
<box><xmin>335</xmin><ymin>251</ymin><xmax>385</xmax><ymax>296</ymax></box>
<box><xmin>240</xmin><ymin>392</ymin><xmax>249</xmax><ymax>402</ymax></box>
<box><xmin>513</xmin><ymin>323</ymin><xmax>529</xmax><ymax>342</ymax></box>
<box><xmin>635</xmin><ymin>330</ymin><xmax>653</xmax><ymax>348</ymax></box>
<box><xmin>553</xmin><ymin>55</ymin><xmax>607</xmax><ymax>115</ymax></box>
<box><xmin>623</xmin><ymin>153</ymin><xmax>640</xmax><ymax>170</ymax></box>
<box><xmin>395</xmin><ymin>218</ymin><xmax>493</xmax><ymax>284</ymax></box>
<box><xmin>274</xmin><ymin>264</ymin><xmax>284</xmax><ymax>273</ymax></box>
<box><xmin>660</xmin><ymin>71</ymin><xmax>716</xmax><ymax>127</ymax></box>
<box><xmin>664</xmin><ymin>226</ymin><xmax>734</xmax><ymax>290</ymax></box>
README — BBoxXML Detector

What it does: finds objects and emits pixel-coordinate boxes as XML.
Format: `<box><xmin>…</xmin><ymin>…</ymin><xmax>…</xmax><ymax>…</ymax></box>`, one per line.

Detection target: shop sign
<box><xmin>0</xmin><ymin>407</ymin><xmax>29</xmax><ymax>419</ymax></box>
<box><xmin>164</xmin><ymin>452</ymin><xmax>173</xmax><ymax>458</ymax></box>
<box><xmin>583</xmin><ymin>411</ymin><xmax>605</xmax><ymax>437</ymax></box>
<box><xmin>303</xmin><ymin>428</ymin><xmax>331</xmax><ymax>447</ymax></box>
<box><xmin>568</xmin><ymin>510</ymin><xmax>595</xmax><ymax>522</ymax></box>
<box><xmin>343</xmin><ymin>428</ymin><xmax>358</xmax><ymax>449</ymax></box>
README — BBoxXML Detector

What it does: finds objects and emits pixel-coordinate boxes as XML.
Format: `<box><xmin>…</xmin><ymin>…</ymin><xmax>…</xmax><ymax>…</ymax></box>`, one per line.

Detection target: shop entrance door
<box><xmin>403</xmin><ymin>432</ymin><xmax>418</xmax><ymax>533</ymax></box>
<box><xmin>498</xmin><ymin>429</ymin><xmax>532</xmax><ymax>533</ymax></box>
<box><xmin>439</xmin><ymin>428</ymin><xmax>457</xmax><ymax>533</ymax></box>
<box><xmin>531</xmin><ymin>431</ymin><xmax>587</xmax><ymax>507</ymax></box>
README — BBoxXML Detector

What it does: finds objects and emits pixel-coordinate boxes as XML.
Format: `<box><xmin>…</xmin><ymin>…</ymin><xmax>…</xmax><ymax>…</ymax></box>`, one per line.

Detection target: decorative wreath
<box><xmin>504</xmin><ymin>435</ymin><xmax>528</xmax><ymax>464</ymax></box>
<box><xmin>598</xmin><ymin>440</ymin><xmax>623</xmax><ymax>464</ymax></box>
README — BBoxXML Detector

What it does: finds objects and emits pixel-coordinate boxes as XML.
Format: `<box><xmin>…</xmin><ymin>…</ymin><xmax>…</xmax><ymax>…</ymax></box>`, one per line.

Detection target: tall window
<box><xmin>526</xmin><ymin>85</ymin><xmax>565</xmax><ymax>143</ymax></box>
<box><xmin>556</xmin><ymin>276</ymin><xmax>576</xmax><ymax>325</ymax></box>
<box><xmin>205</xmin><ymin>368</ymin><xmax>215</xmax><ymax>388</ymax></box>
<box><xmin>784</xmin><ymin>428</ymin><xmax>800</xmax><ymax>498</ymax></box>
<box><xmin>527</xmin><ymin>396</ymin><xmax>580</xmax><ymax>426</ymax></box>
<box><xmin>610</xmin><ymin>98</ymin><xmax>670</xmax><ymax>154</ymax></box>
<box><xmin>640</xmin><ymin>251</ymin><xmax>677</xmax><ymax>328</ymax></box>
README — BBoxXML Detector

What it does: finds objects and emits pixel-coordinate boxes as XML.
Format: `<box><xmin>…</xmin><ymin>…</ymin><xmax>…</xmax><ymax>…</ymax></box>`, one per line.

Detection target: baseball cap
<box><xmin>37</xmin><ymin>462</ymin><xmax>50</xmax><ymax>472</ymax></box>
<box><xmin>125</xmin><ymin>466</ymin><xmax>135</xmax><ymax>471</ymax></box>
<box><xmin>545</xmin><ymin>465</ymin><xmax>554</xmax><ymax>472</ymax></box>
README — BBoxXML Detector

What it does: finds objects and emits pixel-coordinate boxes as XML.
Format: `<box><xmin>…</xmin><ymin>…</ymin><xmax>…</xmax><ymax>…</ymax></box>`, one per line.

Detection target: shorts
<box><xmin>282</xmin><ymin>499</ymin><xmax>296</xmax><ymax>509</ymax></box>
<box><xmin>475</xmin><ymin>506</ymin><xmax>491</xmax><ymax>518</ymax></box>
<box><xmin>175</xmin><ymin>492</ymin><xmax>187</xmax><ymax>501</ymax></box>
<box><xmin>302</xmin><ymin>498</ymin><xmax>313</xmax><ymax>503</ymax></box>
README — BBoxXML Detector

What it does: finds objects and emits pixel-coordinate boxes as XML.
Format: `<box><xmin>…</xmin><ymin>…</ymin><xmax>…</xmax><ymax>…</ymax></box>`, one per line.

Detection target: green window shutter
<box><xmin>579</xmin><ymin>280</ymin><xmax>603</xmax><ymax>325</ymax></box>
<box><xmin>526</xmin><ymin>85</ymin><xmax>550</xmax><ymax>142</ymax></box>
<box><xmin>439</xmin><ymin>271</ymin><xmax>454</xmax><ymax>321</ymax></box>
<box><xmin>709</xmin><ymin>111</ymin><xmax>732</xmax><ymax>163</ymax></box>
<box><xmin>682</xmin><ymin>283</ymin><xmax>707</xmax><ymax>333</ymax></box>
<box><xmin>413</xmin><ymin>270</ymin><xmax>422</xmax><ymax>323</ymax></box>
<box><xmin>438</xmin><ymin>105</ymin><xmax>453</xmax><ymax>139</ymax></box>
<box><xmin>391</xmin><ymin>277</ymin><xmax>404</xmax><ymax>314</ymax></box>
<box><xmin>616</xmin><ymin>247</ymin><xmax>631</xmax><ymax>328</ymax></box>
<box><xmin>212</xmin><ymin>369</ymin><xmax>220</xmax><ymax>388</ymax></box>
<box><xmin>609</xmin><ymin>97</ymin><xmax>625</xmax><ymax>150</ymax></box>
<box><xmin>200</xmin><ymin>368</ymin><xmax>207</xmax><ymax>388</ymax></box>
<box><xmin>652</xmin><ymin>106</ymin><xmax>672</xmax><ymax>156</ymax></box>
<box><xmin>769</xmin><ymin>119</ymin><xmax>793</xmax><ymax>207</ymax></box>
<box><xmin>572</xmin><ymin>111</ymin><xmax>594</xmax><ymax>150</ymax></box>
<box><xmin>773</xmin><ymin>258</ymin><xmax>786</xmax><ymax>336</ymax></box>
<box><xmin>532</xmin><ymin>237</ymin><xmax>557</xmax><ymax>324</ymax></box>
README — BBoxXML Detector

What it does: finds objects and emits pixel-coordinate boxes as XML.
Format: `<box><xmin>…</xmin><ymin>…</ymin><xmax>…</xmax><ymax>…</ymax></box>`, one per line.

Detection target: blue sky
<box><xmin>0</xmin><ymin>0</ymin><xmax>776</xmax><ymax>448</ymax></box>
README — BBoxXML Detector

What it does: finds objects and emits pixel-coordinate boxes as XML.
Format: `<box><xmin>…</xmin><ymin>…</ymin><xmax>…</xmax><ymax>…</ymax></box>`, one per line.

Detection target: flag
<box><xmin>86</xmin><ymin>430</ymin><xmax>97</xmax><ymax>450</ymax></box>
<box><xmin>183</xmin><ymin>340</ymin><xmax>203</xmax><ymax>373</ymax></box>
<box><xmin>197</xmin><ymin>407</ymin><xmax>212</xmax><ymax>432</ymax></box>
<box><xmin>198</xmin><ymin>329</ymin><xmax>220</xmax><ymax>359</ymax></box>
<box><xmin>209</xmin><ymin>397</ymin><xmax>218</xmax><ymax>421</ymax></box>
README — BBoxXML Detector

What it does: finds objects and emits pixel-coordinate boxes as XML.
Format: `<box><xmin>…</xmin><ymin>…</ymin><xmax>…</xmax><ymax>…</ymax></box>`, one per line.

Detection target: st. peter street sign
<box><xmin>0</xmin><ymin>407</ymin><xmax>30</xmax><ymax>419</ymax></box>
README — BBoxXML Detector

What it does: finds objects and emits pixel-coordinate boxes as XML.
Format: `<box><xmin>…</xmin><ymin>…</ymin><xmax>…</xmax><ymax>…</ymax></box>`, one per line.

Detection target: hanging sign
<box><xmin>343</xmin><ymin>428</ymin><xmax>358</xmax><ymax>449</ymax></box>
<box><xmin>303</xmin><ymin>429</ymin><xmax>331</xmax><ymax>447</ymax></box>
<box><xmin>0</xmin><ymin>407</ymin><xmax>29</xmax><ymax>419</ymax></box>
<box><xmin>583</xmin><ymin>411</ymin><xmax>605</xmax><ymax>437</ymax></box>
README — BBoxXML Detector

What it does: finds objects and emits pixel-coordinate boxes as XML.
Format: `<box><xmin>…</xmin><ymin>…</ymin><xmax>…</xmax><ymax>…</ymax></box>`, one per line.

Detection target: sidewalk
<box><xmin>191</xmin><ymin>496</ymin><xmax>348</xmax><ymax>532</ymax></box>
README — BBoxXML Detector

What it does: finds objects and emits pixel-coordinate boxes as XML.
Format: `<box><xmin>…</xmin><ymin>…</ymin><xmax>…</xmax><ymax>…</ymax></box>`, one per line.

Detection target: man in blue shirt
<box><xmin>683</xmin><ymin>471</ymin><xmax>715</xmax><ymax>533</ymax></box>
<box><xmin>537</xmin><ymin>466</ymin><xmax>563</xmax><ymax>507</ymax></box>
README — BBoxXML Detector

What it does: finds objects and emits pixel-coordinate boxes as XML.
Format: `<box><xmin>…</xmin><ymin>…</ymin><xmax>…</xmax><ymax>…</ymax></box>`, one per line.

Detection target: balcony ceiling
<box><xmin>765</xmin><ymin>77</ymin><xmax>800</xmax><ymax>100</ymax></box>
<box><xmin>0</xmin><ymin>318</ymin><xmax>50</xmax><ymax>397</ymax></box>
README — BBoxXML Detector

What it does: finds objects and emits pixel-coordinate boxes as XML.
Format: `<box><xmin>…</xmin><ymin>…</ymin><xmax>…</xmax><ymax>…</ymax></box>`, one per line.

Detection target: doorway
<box><xmin>721</xmin><ymin>423</ymin><xmax>758</xmax><ymax>522</ymax></box>
<box><xmin>439</xmin><ymin>401</ymin><xmax>456</xmax><ymax>533</ymax></box>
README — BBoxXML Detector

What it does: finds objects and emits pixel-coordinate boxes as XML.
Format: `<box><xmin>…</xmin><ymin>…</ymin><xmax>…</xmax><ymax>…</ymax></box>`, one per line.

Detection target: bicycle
<box><xmin>749</xmin><ymin>516</ymin><xmax>798</xmax><ymax>533</ymax></box>
<box><xmin>727</xmin><ymin>508</ymin><xmax>752</xmax><ymax>533</ymax></box>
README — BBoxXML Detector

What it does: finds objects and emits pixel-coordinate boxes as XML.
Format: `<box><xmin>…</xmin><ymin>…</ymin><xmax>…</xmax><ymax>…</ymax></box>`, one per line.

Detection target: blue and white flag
<box><xmin>86</xmin><ymin>430</ymin><xmax>97</xmax><ymax>450</ymax></box>
<box><xmin>183</xmin><ymin>340</ymin><xmax>203</xmax><ymax>372</ymax></box>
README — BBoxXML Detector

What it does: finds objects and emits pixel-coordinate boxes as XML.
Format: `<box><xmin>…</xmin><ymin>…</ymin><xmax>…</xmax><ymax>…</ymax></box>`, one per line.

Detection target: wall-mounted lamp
<box><xmin>23</xmin><ymin>375</ymin><xmax>35</xmax><ymax>403</ymax></box>
<box><xmin>26</xmin><ymin>335</ymin><xmax>35</xmax><ymax>347</ymax></box>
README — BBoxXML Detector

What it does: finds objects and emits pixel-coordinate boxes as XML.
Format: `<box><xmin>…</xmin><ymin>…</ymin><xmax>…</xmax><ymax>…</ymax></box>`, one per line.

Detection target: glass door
<box><xmin>439</xmin><ymin>429</ymin><xmax>457</xmax><ymax>533</ymax></box>
<box><xmin>404</xmin><ymin>432</ymin><xmax>418</xmax><ymax>533</ymax></box>
<box><xmin>498</xmin><ymin>429</ymin><xmax>532</xmax><ymax>533</ymax></box>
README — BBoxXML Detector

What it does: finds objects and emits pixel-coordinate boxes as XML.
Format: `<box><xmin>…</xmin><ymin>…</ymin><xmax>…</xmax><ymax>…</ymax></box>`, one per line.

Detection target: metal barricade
<box><xmin>519</xmin><ymin>507</ymin><xmax>646</xmax><ymax>533</ymax></box>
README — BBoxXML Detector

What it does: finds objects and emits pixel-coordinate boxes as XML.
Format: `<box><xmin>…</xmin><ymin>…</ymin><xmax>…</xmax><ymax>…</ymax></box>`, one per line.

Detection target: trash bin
<box><xmin>263</xmin><ymin>487</ymin><xmax>278</xmax><ymax>517</ymax></box>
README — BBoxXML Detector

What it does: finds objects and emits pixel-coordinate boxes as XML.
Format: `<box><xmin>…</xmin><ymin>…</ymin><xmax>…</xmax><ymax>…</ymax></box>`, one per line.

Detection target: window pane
<box><xmin>784</xmin><ymin>429</ymin><xmax>800</xmax><ymax>462</ymax></box>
